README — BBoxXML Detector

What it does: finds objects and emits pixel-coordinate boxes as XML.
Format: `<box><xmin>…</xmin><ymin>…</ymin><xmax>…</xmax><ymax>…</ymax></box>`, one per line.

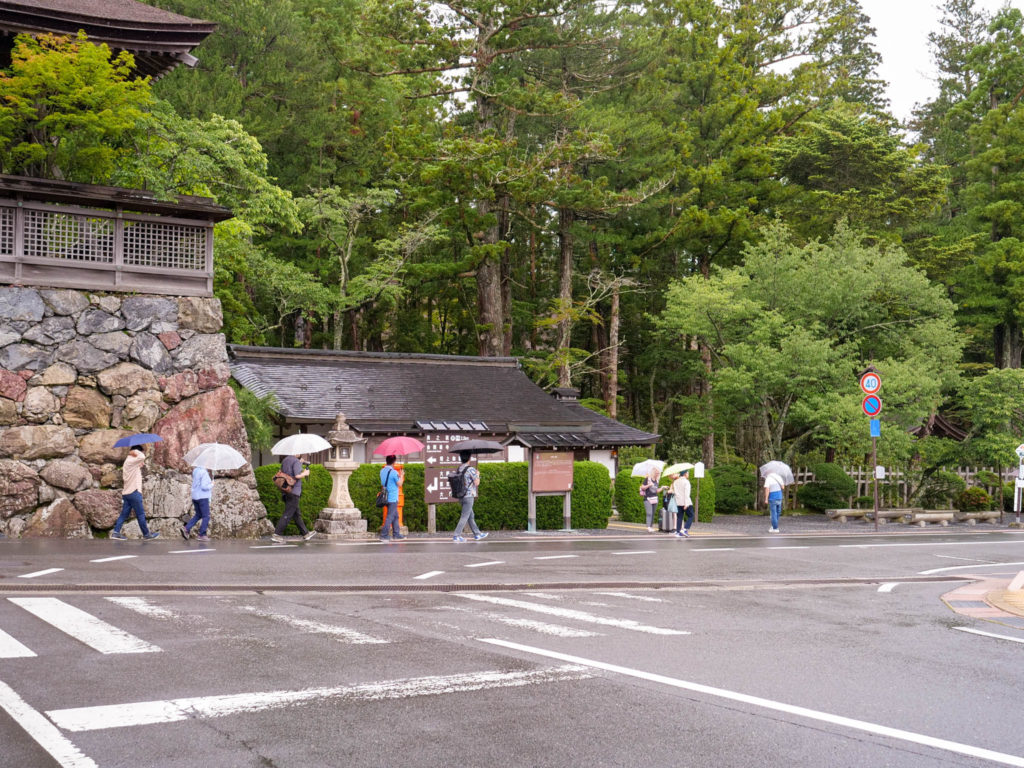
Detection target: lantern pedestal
<box><xmin>313</xmin><ymin>413</ymin><xmax>372</xmax><ymax>540</ymax></box>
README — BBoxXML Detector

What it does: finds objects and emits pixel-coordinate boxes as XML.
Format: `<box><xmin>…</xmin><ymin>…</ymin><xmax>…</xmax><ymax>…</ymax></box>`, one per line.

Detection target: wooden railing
<box><xmin>0</xmin><ymin>198</ymin><xmax>214</xmax><ymax>297</ymax></box>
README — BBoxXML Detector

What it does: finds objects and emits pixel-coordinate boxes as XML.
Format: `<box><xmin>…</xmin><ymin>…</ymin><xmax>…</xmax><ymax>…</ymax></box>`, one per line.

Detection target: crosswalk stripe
<box><xmin>105</xmin><ymin>598</ymin><xmax>180</xmax><ymax>620</ymax></box>
<box><xmin>46</xmin><ymin>666</ymin><xmax>592</xmax><ymax>732</ymax></box>
<box><xmin>18</xmin><ymin>568</ymin><xmax>63</xmax><ymax>579</ymax></box>
<box><xmin>0</xmin><ymin>680</ymin><xmax>96</xmax><ymax>768</ymax></box>
<box><xmin>454</xmin><ymin>593</ymin><xmax>688</xmax><ymax>635</ymax></box>
<box><xmin>0</xmin><ymin>628</ymin><xmax>36</xmax><ymax>658</ymax></box>
<box><xmin>90</xmin><ymin>556</ymin><xmax>137</xmax><ymax>563</ymax></box>
<box><xmin>8</xmin><ymin>598</ymin><xmax>161</xmax><ymax>655</ymax></box>
<box><xmin>240</xmin><ymin>606</ymin><xmax>388</xmax><ymax>644</ymax></box>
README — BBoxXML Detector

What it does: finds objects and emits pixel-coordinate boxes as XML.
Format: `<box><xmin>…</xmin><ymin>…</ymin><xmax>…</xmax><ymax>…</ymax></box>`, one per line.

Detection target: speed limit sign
<box><xmin>860</xmin><ymin>372</ymin><xmax>881</xmax><ymax>395</ymax></box>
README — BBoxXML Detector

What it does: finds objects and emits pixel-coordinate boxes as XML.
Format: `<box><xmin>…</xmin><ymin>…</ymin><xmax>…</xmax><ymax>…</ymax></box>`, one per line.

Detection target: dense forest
<box><xmin>2</xmin><ymin>0</ymin><xmax>1023</xmax><ymax>480</ymax></box>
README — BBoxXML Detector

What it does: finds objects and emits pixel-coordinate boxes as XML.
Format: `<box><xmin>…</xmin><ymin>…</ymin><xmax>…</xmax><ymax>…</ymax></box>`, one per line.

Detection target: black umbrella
<box><xmin>449</xmin><ymin>439</ymin><xmax>504</xmax><ymax>454</ymax></box>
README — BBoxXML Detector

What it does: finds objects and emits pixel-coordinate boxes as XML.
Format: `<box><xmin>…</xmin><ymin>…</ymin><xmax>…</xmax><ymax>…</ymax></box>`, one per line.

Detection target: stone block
<box><xmin>0</xmin><ymin>287</ymin><xmax>45</xmax><ymax>322</ymax></box>
<box><xmin>40</xmin><ymin>289</ymin><xmax>90</xmax><ymax>316</ymax></box>
<box><xmin>97</xmin><ymin>362</ymin><xmax>158</xmax><ymax>397</ymax></box>
<box><xmin>0</xmin><ymin>425</ymin><xmax>76</xmax><ymax>459</ymax></box>
<box><xmin>0</xmin><ymin>459</ymin><xmax>40</xmax><ymax>518</ymax></box>
<box><xmin>63</xmin><ymin>386</ymin><xmax>112</xmax><ymax>429</ymax></box>
<box><xmin>23</xmin><ymin>498</ymin><xmax>91</xmax><ymax>538</ymax></box>
<box><xmin>39</xmin><ymin>459</ymin><xmax>93</xmax><ymax>493</ymax></box>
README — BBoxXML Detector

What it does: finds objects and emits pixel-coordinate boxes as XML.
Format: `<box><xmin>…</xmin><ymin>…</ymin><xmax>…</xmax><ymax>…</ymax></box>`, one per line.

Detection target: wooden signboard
<box><xmin>531</xmin><ymin>451</ymin><xmax>573</xmax><ymax>492</ymax></box>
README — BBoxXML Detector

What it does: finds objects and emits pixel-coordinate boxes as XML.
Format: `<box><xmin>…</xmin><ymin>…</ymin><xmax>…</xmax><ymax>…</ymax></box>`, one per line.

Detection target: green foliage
<box><xmin>957</xmin><ymin>486</ymin><xmax>992</xmax><ymax>511</ymax></box>
<box><xmin>712</xmin><ymin>464</ymin><xmax>757</xmax><ymax>514</ymax></box>
<box><xmin>229</xmin><ymin>381</ymin><xmax>278</xmax><ymax>451</ymax></box>
<box><xmin>916</xmin><ymin>470</ymin><xmax>966</xmax><ymax>508</ymax></box>
<box><xmin>254</xmin><ymin>463</ymin><xmax>332</xmax><ymax>534</ymax></box>
<box><xmin>695</xmin><ymin>471</ymin><xmax>715</xmax><ymax>524</ymax></box>
<box><xmin>796</xmin><ymin>463</ymin><xmax>856</xmax><ymax>511</ymax></box>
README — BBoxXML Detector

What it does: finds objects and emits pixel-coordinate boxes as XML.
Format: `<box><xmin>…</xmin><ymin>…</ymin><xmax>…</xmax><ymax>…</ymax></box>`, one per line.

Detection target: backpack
<box><xmin>273</xmin><ymin>470</ymin><xmax>296</xmax><ymax>493</ymax></box>
<box><xmin>447</xmin><ymin>466</ymin><xmax>469</xmax><ymax>499</ymax></box>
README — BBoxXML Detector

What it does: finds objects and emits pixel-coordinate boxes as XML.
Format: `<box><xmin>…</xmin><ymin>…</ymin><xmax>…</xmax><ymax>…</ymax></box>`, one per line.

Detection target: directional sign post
<box><xmin>860</xmin><ymin>370</ymin><xmax>883</xmax><ymax>530</ymax></box>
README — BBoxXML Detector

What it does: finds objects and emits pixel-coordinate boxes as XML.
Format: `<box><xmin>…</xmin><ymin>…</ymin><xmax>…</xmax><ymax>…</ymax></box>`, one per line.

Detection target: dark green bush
<box><xmin>917</xmin><ymin>470</ymin><xmax>965</xmax><ymax>508</ymax></box>
<box><xmin>258</xmin><ymin>461</ymin><xmax>614</xmax><ymax>532</ymax></box>
<box><xmin>254</xmin><ymin>463</ymin><xmax>332</xmax><ymax>534</ymax></box>
<box><xmin>796</xmin><ymin>463</ymin><xmax>856</xmax><ymax>511</ymax></box>
<box><xmin>854</xmin><ymin>495</ymin><xmax>873</xmax><ymax>509</ymax></box>
<box><xmin>957</xmin><ymin>487</ymin><xmax>992</xmax><ymax>512</ymax></box>
<box><xmin>713</xmin><ymin>464</ymin><xmax>755</xmax><ymax>514</ymax></box>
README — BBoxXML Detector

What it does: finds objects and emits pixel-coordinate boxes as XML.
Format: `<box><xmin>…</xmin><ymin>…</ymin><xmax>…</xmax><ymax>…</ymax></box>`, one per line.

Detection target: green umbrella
<box><xmin>663</xmin><ymin>462</ymin><xmax>694</xmax><ymax>476</ymax></box>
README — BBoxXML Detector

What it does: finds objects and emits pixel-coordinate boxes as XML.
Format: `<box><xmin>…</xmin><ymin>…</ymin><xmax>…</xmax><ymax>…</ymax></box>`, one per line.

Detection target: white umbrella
<box><xmin>630</xmin><ymin>459</ymin><xmax>665</xmax><ymax>477</ymax></box>
<box><xmin>186</xmin><ymin>443</ymin><xmax>247</xmax><ymax>471</ymax></box>
<box><xmin>759</xmin><ymin>460</ymin><xmax>795</xmax><ymax>485</ymax></box>
<box><xmin>271</xmin><ymin>433</ymin><xmax>332</xmax><ymax>456</ymax></box>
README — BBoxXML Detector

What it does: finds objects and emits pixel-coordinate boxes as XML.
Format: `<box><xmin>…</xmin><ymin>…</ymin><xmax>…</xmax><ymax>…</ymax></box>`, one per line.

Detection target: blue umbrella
<box><xmin>113</xmin><ymin>433</ymin><xmax>163</xmax><ymax>448</ymax></box>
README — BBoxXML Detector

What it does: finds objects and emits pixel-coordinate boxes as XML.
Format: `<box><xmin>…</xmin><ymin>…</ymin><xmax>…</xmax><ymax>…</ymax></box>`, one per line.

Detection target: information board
<box><xmin>531</xmin><ymin>451</ymin><xmax>573</xmax><ymax>492</ymax></box>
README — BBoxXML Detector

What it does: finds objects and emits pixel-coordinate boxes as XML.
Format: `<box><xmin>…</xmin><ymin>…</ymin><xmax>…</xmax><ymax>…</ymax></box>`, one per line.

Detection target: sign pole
<box><xmin>873</xmin><ymin>436</ymin><xmax>879</xmax><ymax>532</ymax></box>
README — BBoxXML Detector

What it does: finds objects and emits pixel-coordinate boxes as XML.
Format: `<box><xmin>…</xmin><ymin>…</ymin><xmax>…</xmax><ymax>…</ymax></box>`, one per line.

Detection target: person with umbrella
<box><xmin>180</xmin><ymin>443</ymin><xmax>248</xmax><ymax>541</ymax></box>
<box><xmin>273</xmin><ymin>453</ymin><xmax>315</xmax><ymax>543</ymax></box>
<box><xmin>110</xmin><ymin>436</ymin><xmax>160</xmax><ymax>540</ymax></box>
<box><xmin>763</xmin><ymin>469</ymin><xmax>786</xmax><ymax>533</ymax></box>
<box><xmin>451</xmin><ymin>450</ymin><xmax>488</xmax><ymax>542</ymax></box>
<box><xmin>662</xmin><ymin>465</ymin><xmax>694</xmax><ymax>537</ymax></box>
<box><xmin>181</xmin><ymin>465</ymin><xmax>213</xmax><ymax>541</ymax></box>
<box><xmin>379</xmin><ymin>455</ymin><xmax>406</xmax><ymax>541</ymax></box>
<box><xmin>639</xmin><ymin>464</ymin><xmax>662</xmax><ymax>533</ymax></box>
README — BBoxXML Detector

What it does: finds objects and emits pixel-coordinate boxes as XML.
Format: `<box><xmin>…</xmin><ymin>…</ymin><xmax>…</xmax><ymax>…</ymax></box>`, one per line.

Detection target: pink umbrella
<box><xmin>372</xmin><ymin>436</ymin><xmax>425</xmax><ymax>456</ymax></box>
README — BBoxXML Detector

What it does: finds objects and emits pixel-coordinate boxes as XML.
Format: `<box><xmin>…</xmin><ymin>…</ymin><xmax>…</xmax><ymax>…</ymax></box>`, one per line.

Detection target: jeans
<box><xmin>769</xmin><ymin>497</ymin><xmax>782</xmax><ymax>529</ymax></box>
<box><xmin>185</xmin><ymin>497</ymin><xmax>210</xmax><ymax>536</ymax></box>
<box><xmin>453</xmin><ymin>495</ymin><xmax>481</xmax><ymax>537</ymax></box>
<box><xmin>675</xmin><ymin>504</ymin><xmax>694</xmax><ymax>533</ymax></box>
<box><xmin>381</xmin><ymin>500</ymin><xmax>400</xmax><ymax>537</ymax></box>
<box><xmin>114</xmin><ymin>491</ymin><xmax>151</xmax><ymax>537</ymax></box>
<box><xmin>275</xmin><ymin>492</ymin><xmax>308</xmax><ymax>535</ymax></box>
<box><xmin>643</xmin><ymin>498</ymin><xmax>659</xmax><ymax>527</ymax></box>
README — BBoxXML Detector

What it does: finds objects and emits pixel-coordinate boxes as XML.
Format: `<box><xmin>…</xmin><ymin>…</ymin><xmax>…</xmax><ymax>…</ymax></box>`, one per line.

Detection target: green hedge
<box><xmin>796</xmin><ymin>463</ymin><xmax>856</xmax><ymax>511</ymax></box>
<box><xmin>256</xmin><ymin>461</ymin><xmax>613</xmax><ymax>532</ymax></box>
<box><xmin>712</xmin><ymin>464</ymin><xmax>756</xmax><ymax>514</ymax></box>
<box><xmin>613</xmin><ymin>470</ymin><xmax>715</xmax><ymax>523</ymax></box>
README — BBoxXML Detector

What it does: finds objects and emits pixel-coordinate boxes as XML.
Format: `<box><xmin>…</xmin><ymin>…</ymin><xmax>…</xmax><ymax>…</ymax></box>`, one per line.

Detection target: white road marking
<box><xmin>933</xmin><ymin>555</ymin><xmax>995</xmax><ymax>563</ymax></box>
<box><xmin>919</xmin><ymin>561</ymin><xmax>1024</xmax><ymax>575</ymax></box>
<box><xmin>524</xmin><ymin>592</ymin><xmax>563</xmax><ymax>600</ymax></box>
<box><xmin>843</xmin><ymin>541</ymin><xmax>1024</xmax><ymax>549</ymax></box>
<box><xmin>46</xmin><ymin>666</ymin><xmax>591</xmax><ymax>732</ymax></box>
<box><xmin>105</xmin><ymin>598</ymin><xmax>179</xmax><ymax>620</ymax></box>
<box><xmin>877</xmin><ymin>583</ymin><xmax>899</xmax><ymax>593</ymax></box>
<box><xmin>465</xmin><ymin>561</ymin><xmax>504</xmax><ymax>568</ymax></box>
<box><xmin>18</xmin><ymin>568</ymin><xmax>63</xmax><ymax>579</ymax></box>
<box><xmin>167</xmin><ymin>549</ymin><xmax>216</xmax><ymax>555</ymax></box>
<box><xmin>534</xmin><ymin>555</ymin><xmax>579</xmax><ymax>560</ymax></box>
<box><xmin>480</xmin><ymin>638</ymin><xmax>1024</xmax><ymax>768</ymax></box>
<box><xmin>90</xmin><ymin>555</ymin><xmax>137</xmax><ymax>563</ymax></box>
<box><xmin>0</xmin><ymin>679</ymin><xmax>96</xmax><ymax>767</ymax></box>
<box><xmin>442</xmin><ymin>606</ymin><xmax>599</xmax><ymax>637</ymax></box>
<box><xmin>240</xmin><ymin>606</ymin><xmax>388</xmax><ymax>645</ymax></box>
<box><xmin>693</xmin><ymin>548</ymin><xmax>734</xmax><ymax>552</ymax></box>
<box><xmin>595</xmin><ymin>592</ymin><xmax>665</xmax><ymax>603</ymax></box>
<box><xmin>455</xmin><ymin>593</ymin><xmax>687</xmax><ymax>635</ymax></box>
<box><xmin>8</xmin><ymin>598</ymin><xmax>160</xmax><ymax>655</ymax></box>
<box><xmin>414</xmin><ymin>571</ymin><xmax>444</xmax><ymax>580</ymax></box>
<box><xmin>612</xmin><ymin>550</ymin><xmax>655</xmax><ymax>555</ymax></box>
<box><xmin>954</xmin><ymin>627</ymin><xmax>1024</xmax><ymax>645</ymax></box>
<box><xmin>250</xmin><ymin>545</ymin><xmax>298</xmax><ymax>549</ymax></box>
<box><xmin>767</xmin><ymin>546</ymin><xmax>810</xmax><ymax>550</ymax></box>
<box><xmin>0</xmin><ymin>628</ymin><xmax>35</xmax><ymax>658</ymax></box>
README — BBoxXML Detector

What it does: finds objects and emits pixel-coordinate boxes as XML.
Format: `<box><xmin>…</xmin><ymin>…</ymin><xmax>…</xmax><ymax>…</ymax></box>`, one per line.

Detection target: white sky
<box><xmin>860</xmin><ymin>0</ymin><xmax>1021</xmax><ymax>121</ymax></box>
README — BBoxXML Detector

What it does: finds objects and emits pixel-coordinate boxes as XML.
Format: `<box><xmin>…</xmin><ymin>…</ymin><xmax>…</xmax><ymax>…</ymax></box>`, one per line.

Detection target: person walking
<box><xmin>668</xmin><ymin>469</ymin><xmax>694</xmax><ymax>537</ymax></box>
<box><xmin>639</xmin><ymin>466</ymin><xmax>661</xmax><ymax>532</ymax></box>
<box><xmin>272</xmin><ymin>453</ymin><xmax>315</xmax><ymax>542</ymax></box>
<box><xmin>181</xmin><ymin>466</ymin><xmax>212</xmax><ymax>541</ymax></box>
<box><xmin>452</xmin><ymin>451</ymin><xmax>488</xmax><ymax>542</ymax></box>
<box><xmin>764</xmin><ymin>471</ymin><xmax>785</xmax><ymax>533</ymax></box>
<box><xmin>111</xmin><ymin>447</ymin><xmax>159</xmax><ymax>540</ymax></box>
<box><xmin>379</xmin><ymin>455</ymin><xmax>405</xmax><ymax>541</ymax></box>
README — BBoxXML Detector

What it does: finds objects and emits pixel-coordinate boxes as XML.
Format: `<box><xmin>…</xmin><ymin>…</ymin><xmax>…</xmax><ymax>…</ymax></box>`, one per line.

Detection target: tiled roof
<box><xmin>3</xmin><ymin>0</ymin><xmax>206</xmax><ymax>25</ymax></box>
<box><xmin>229</xmin><ymin>345</ymin><xmax>659</xmax><ymax>448</ymax></box>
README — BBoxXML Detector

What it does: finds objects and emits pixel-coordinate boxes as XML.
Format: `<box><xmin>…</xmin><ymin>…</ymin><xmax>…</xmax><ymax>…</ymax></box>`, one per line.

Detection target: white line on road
<box><xmin>954</xmin><ymin>627</ymin><xmax>1024</xmax><ymax>645</ymax></box>
<box><xmin>767</xmin><ymin>546</ymin><xmax>810</xmax><ymax>550</ymax></box>
<box><xmin>414</xmin><ymin>571</ymin><xmax>444</xmax><ymax>580</ymax></box>
<box><xmin>90</xmin><ymin>556</ymin><xmax>137</xmax><ymax>563</ymax></box>
<box><xmin>843</xmin><ymin>541</ymin><xmax>1024</xmax><ymax>549</ymax></box>
<box><xmin>534</xmin><ymin>555</ymin><xmax>579</xmax><ymax>560</ymax></box>
<box><xmin>105</xmin><ymin>598</ymin><xmax>180</xmax><ymax>620</ymax></box>
<box><xmin>933</xmin><ymin>555</ymin><xmax>996</xmax><ymax>563</ymax></box>
<box><xmin>455</xmin><ymin>593</ymin><xmax>687</xmax><ymax>635</ymax></box>
<box><xmin>240</xmin><ymin>606</ymin><xmax>388</xmax><ymax>645</ymax></box>
<box><xmin>46</xmin><ymin>666</ymin><xmax>592</xmax><ymax>733</ymax></box>
<box><xmin>250</xmin><ymin>545</ymin><xmax>298</xmax><ymax>549</ymax></box>
<box><xmin>18</xmin><ymin>568</ymin><xmax>63</xmax><ymax>579</ymax></box>
<box><xmin>479</xmin><ymin>639</ymin><xmax>1024</xmax><ymax>768</ymax></box>
<box><xmin>8</xmin><ymin>598</ymin><xmax>161</xmax><ymax>655</ymax></box>
<box><xmin>595</xmin><ymin>592</ymin><xmax>665</xmax><ymax>603</ymax></box>
<box><xmin>877</xmin><ymin>583</ymin><xmax>899</xmax><ymax>593</ymax></box>
<box><xmin>442</xmin><ymin>606</ymin><xmax>599</xmax><ymax>637</ymax></box>
<box><xmin>693</xmin><ymin>548</ymin><xmax>734</xmax><ymax>552</ymax></box>
<box><xmin>0</xmin><ymin>680</ymin><xmax>96</xmax><ymax>767</ymax></box>
<box><xmin>465</xmin><ymin>561</ymin><xmax>504</xmax><ymax>568</ymax></box>
<box><xmin>167</xmin><ymin>549</ymin><xmax>216</xmax><ymax>555</ymax></box>
<box><xmin>919</xmin><ymin>561</ymin><xmax>1024</xmax><ymax>575</ymax></box>
<box><xmin>612</xmin><ymin>550</ymin><xmax>655</xmax><ymax>555</ymax></box>
<box><xmin>0</xmin><ymin>628</ymin><xmax>35</xmax><ymax>658</ymax></box>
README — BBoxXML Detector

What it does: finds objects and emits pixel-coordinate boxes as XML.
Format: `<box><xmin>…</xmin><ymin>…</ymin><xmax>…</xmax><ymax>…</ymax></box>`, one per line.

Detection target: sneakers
<box><xmin>196</xmin><ymin>534</ymin><xmax>210</xmax><ymax>541</ymax></box>
<box><xmin>769</xmin><ymin>527</ymin><xmax>780</xmax><ymax>533</ymax></box>
<box><xmin>673</xmin><ymin>531</ymin><xmax>685</xmax><ymax>538</ymax></box>
<box><xmin>452</xmin><ymin>535</ymin><xmax>466</xmax><ymax>542</ymax></box>
<box><xmin>271</xmin><ymin>534</ymin><xmax>285</xmax><ymax>543</ymax></box>
<box><xmin>682</xmin><ymin>530</ymin><xmax>690</xmax><ymax>537</ymax></box>
<box><xmin>379</xmin><ymin>535</ymin><xmax>391</xmax><ymax>542</ymax></box>
<box><xmin>474</xmin><ymin>532</ymin><xmax>489</xmax><ymax>540</ymax></box>
<box><xmin>394</xmin><ymin>535</ymin><xmax>406</xmax><ymax>540</ymax></box>
<box><xmin>180</xmin><ymin>526</ymin><xmax>190</xmax><ymax>540</ymax></box>
<box><xmin>143</xmin><ymin>532</ymin><xmax>160</xmax><ymax>540</ymax></box>
<box><xmin>303</xmin><ymin>530</ymin><xmax>317</xmax><ymax>541</ymax></box>
<box><xmin>110</xmin><ymin>531</ymin><xmax>126</xmax><ymax>540</ymax></box>
<box><xmin>647</xmin><ymin>526</ymin><xmax>654</xmax><ymax>533</ymax></box>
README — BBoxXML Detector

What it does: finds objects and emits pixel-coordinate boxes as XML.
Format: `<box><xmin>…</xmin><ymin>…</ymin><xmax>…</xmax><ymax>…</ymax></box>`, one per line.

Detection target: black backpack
<box><xmin>447</xmin><ymin>466</ymin><xmax>469</xmax><ymax>499</ymax></box>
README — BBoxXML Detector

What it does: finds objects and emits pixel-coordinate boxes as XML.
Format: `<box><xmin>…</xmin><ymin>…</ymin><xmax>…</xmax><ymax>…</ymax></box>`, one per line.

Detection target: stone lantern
<box><xmin>314</xmin><ymin>412</ymin><xmax>370</xmax><ymax>539</ymax></box>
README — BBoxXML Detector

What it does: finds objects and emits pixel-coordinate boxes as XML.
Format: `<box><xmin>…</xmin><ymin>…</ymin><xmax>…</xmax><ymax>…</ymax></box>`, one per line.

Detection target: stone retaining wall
<box><xmin>0</xmin><ymin>286</ymin><xmax>269</xmax><ymax>538</ymax></box>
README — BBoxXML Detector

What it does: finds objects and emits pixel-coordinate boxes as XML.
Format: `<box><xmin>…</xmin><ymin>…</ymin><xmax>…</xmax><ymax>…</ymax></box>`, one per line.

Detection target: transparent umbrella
<box><xmin>271</xmin><ymin>433</ymin><xmax>331</xmax><ymax>456</ymax></box>
<box><xmin>759</xmin><ymin>460</ymin><xmax>795</xmax><ymax>485</ymax></box>
<box><xmin>631</xmin><ymin>459</ymin><xmax>665</xmax><ymax>477</ymax></box>
<box><xmin>185</xmin><ymin>443</ymin><xmax>247</xmax><ymax>471</ymax></box>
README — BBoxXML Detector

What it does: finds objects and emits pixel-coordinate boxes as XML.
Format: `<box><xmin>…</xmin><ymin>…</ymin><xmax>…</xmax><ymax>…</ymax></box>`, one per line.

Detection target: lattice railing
<box><xmin>0</xmin><ymin>199</ymin><xmax>213</xmax><ymax>296</ymax></box>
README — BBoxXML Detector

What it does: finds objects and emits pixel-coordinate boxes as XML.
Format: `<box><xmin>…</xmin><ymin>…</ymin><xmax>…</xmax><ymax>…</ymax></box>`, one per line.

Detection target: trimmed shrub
<box><xmin>254</xmin><ymin>463</ymin><xmax>332</xmax><ymax>534</ymax></box>
<box><xmin>713</xmin><ymin>464</ymin><xmax>756</xmax><ymax>514</ymax></box>
<box><xmin>854</xmin><ymin>495</ymin><xmax>873</xmax><ymax>509</ymax></box>
<box><xmin>263</xmin><ymin>460</ymin><xmax>614</xmax><ymax>532</ymax></box>
<box><xmin>696</xmin><ymin>471</ymin><xmax>715</xmax><ymax>523</ymax></box>
<box><xmin>957</xmin><ymin>487</ymin><xmax>992</xmax><ymax>512</ymax></box>
<box><xmin>797</xmin><ymin>463</ymin><xmax>856</xmax><ymax>512</ymax></box>
<box><xmin>917</xmin><ymin>470</ymin><xmax>965</xmax><ymax>508</ymax></box>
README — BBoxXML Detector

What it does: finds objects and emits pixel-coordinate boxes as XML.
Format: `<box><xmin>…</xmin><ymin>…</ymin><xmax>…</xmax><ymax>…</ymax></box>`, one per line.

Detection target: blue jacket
<box><xmin>191</xmin><ymin>467</ymin><xmax>212</xmax><ymax>500</ymax></box>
